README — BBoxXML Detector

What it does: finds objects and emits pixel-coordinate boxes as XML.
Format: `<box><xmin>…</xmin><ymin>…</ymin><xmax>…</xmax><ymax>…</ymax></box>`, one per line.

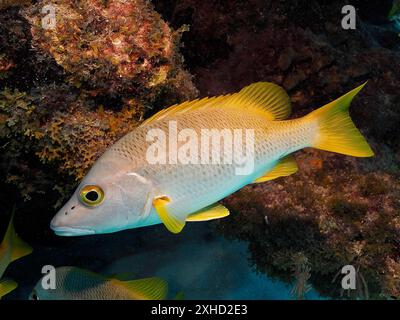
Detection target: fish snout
<box><xmin>50</xmin><ymin>212</ymin><xmax>95</xmax><ymax>237</ymax></box>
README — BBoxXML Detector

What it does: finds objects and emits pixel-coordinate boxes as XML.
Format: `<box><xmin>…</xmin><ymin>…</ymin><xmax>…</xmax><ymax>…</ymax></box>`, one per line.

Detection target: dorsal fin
<box><xmin>227</xmin><ymin>82</ymin><xmax>292</xmax><ymax>120</ymax></box>
<box><xmin>141</xmin><ymin>82</ymin><xmax>291</xmax><ymax>125</ymax></box>
<box><xmin>122</xmin><ymin>277</ymin><xmax>168</xmax><ymax>300</ymax></box>
<box><xmin>141</xmin><ymin>95</ymin><xmax>232</xmax><ymax>125</ymax></box>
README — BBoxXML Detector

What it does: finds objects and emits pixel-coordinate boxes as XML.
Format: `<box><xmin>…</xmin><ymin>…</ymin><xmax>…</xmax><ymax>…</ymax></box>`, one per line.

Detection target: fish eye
<box><xmin>79</xmin><ymin>185</ymin><xmax>105</xmax><ymax>207</ymax></box>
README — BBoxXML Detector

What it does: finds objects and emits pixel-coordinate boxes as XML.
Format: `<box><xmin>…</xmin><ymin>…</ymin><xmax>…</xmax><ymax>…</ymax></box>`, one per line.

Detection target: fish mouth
<box><xmin>51</xmin><ymin>226</ymin><xmax>95</xmax><ymax>237</ymax></box>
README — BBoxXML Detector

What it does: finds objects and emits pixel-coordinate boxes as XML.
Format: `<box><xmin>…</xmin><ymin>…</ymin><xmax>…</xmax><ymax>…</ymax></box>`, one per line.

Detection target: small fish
<box><xmin>51</xmin><ymin>82</ymin><xmax>373</xmax><ymax>236</ymax></box>
<box><xmin>30</xmin><ymin>267</ymin><xmax>168</xmax><ymax>300</ymax></box>
<box><xmin>389</xmin><ymin>0</ymin><xmax>400</xmax><ymax>20</ymax></box>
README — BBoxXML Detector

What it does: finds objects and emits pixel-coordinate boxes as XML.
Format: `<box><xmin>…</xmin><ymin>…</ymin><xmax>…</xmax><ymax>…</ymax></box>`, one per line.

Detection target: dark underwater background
<box><xmin>0</xmin><ymin>0</ymin><xmax>399</xmax><ymax>300</ymax></box>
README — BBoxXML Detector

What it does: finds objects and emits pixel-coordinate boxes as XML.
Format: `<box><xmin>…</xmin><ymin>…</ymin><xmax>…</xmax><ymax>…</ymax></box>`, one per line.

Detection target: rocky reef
<box><xmin>23</xmin><ymin>0</ymin><xmax>195</xmax><ymax>96</ymax></box>
<box><xmin>0</xmin><ymin>0</ymin><xmax>399</xmax><ymax>299</ymax></box>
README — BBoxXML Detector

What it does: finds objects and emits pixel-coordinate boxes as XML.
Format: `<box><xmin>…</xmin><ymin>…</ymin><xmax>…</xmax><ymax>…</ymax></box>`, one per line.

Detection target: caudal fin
<box><xmin>1</xmin><ymin>212</ymin><xmax>33</xmax><ymax>265</ymax></box>
<box><xmin>0</xmin><ymin>279</ymin><xmax>18</xmax><ymax>299</ymax></box>
<box><xmin>306</xmin><ymin>83</ymin><xmax>374</xmax><ymax>157</ymax></box>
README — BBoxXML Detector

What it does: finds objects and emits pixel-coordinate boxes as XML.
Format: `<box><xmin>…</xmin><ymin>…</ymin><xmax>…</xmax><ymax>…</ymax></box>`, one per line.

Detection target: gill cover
<box><xmin>111</xmin><ymin>172</ymin><xmax>155</xmax><ymax>223</ymax></box>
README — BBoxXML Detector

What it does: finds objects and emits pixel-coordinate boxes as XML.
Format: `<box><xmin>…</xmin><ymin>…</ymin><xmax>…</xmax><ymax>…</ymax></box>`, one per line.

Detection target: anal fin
<box><xmin>253</xmin><ymin>155</ymin><xmax>298</xmax><ymax>183</ymax></box>
<box><xmin>186</xmin><ymin>203</ymin><xmax>230</xmax><ymax>222</ymax></box>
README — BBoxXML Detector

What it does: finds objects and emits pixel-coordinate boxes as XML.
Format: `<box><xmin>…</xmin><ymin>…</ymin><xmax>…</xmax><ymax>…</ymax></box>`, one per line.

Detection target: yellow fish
<box><xmin>0</xmin><ymin>213</ymin><xmax>32</xmax><ymax>298</ymax></box>
<box><xmin>50</xmin><ymin>82</ymin><xmax>373</xmax><ymax>236</ymax></box>
<box><xmin>30</xmin><ymin>266</ymin><xmax>168</xmax><ymax>300</ymax></box>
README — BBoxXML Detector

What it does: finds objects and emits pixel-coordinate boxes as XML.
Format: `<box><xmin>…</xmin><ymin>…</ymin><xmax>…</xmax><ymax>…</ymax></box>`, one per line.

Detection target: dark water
<box><xmin>4</xmin><ymin>221</ymin><xmax>323</xmax><ymax>300</ymax></box>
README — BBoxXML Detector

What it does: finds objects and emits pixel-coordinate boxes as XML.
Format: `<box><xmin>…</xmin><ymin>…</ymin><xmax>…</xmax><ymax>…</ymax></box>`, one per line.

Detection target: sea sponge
<box><xmin>23</xmin><ymin>0</ymin><xmax>197</xmax><ymax>98</ymax></box>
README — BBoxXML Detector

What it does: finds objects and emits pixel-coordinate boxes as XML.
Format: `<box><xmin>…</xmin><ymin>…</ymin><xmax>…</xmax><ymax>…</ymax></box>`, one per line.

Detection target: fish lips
<box><xmin>50</xmin><ymin>225</ymin><xmax>95</xmax><ymax>237</ymax></box>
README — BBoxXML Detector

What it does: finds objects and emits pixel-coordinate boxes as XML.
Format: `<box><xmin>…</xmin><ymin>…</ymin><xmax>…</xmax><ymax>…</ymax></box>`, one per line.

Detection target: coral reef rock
<box><xmin>23</xmin><ymin>0</ymin><xmax>197</xmax><ymax>97</ymax></box>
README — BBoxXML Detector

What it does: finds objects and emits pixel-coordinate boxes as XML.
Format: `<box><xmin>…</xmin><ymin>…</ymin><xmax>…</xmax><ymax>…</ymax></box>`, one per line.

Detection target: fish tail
<box><xmin>0</xmin><ymin>279</ymin><xmax>18</xmax><ymax>299</ymax></box>
<box><xmin>305</xmin><ymin>83</ymin><xmax>374</xmax><ymax>157</ymax></box>
<box><xmin>1</xmin><ymin>211</ymin><xmax>33</xmax><ymax>264</ymax></box>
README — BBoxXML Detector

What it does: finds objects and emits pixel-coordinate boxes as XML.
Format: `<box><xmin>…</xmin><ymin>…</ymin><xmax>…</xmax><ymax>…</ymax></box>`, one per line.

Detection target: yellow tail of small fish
<box><xmin>306</xmin><ymin>83</ymin><xmax>374</xmax><ymax>157</ymax></box>
<box><xmin>0</xmin><ymin>279</ymin><xmax>17</xmax><ymax>299</ymax></box>
<box><xmin>1</xmin><ymin>212</ymin><xmax>33</xmax><ymax>268</ymax></box>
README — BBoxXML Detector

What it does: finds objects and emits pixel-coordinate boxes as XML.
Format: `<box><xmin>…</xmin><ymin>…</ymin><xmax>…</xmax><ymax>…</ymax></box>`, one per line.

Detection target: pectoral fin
<box><xmin>153</xmin><ymin>197</ymin><xmax>229</xmax><ymax>232</ymax></box>
<box><xmin>254</xmin><ymin>155</ymin><xmax>298</xmax><ymax>183</ymax></box>
<box><xmin>186</xmin><ymin>203</ymin><xmax>230</xmax><ymax>222</ymax></box>
<box><xmin>153</xmin><ymin>196</ymin><xmax>186</xmax><ymax>234</ymax></box>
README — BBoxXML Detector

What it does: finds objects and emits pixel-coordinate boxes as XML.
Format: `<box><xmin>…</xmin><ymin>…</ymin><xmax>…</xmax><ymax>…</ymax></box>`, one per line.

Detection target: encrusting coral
<box><xmin>22</xmin><ymin>0</ymin><xmax>196</xmax><ymax>97</ymax></box>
